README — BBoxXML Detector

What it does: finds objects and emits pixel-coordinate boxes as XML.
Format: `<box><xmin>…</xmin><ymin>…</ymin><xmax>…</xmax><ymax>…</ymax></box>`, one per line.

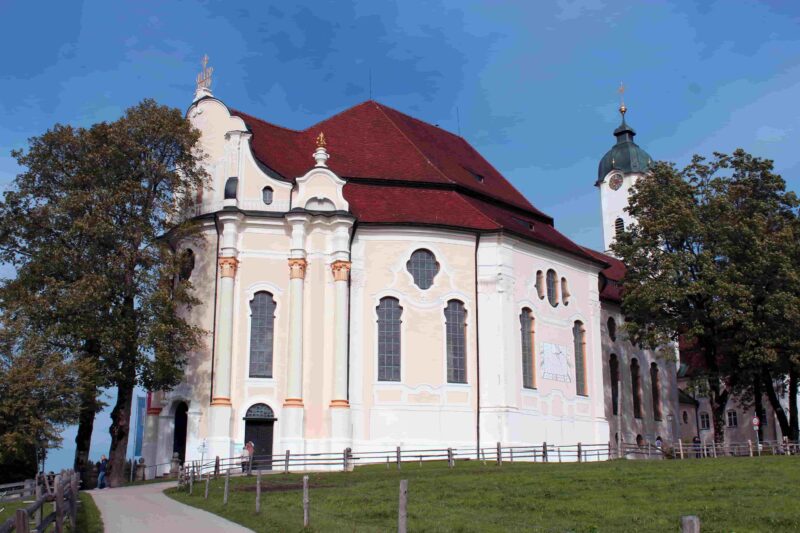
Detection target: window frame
<box><xmin>520</xmin><ymin>308</ymin><xmax>536</xmax><ymax>389</ymax></box>
<box><xmin>262</xmin><ymin>186</ymin><xmax>274</xmax><ymax>205</ymax></box>
<box><xmin>376</xmin><ymin>297</ymin><xmax>403</xmax><ymax>382</ymax></box>
<box><xmin>699</xmin><ymin>412</ymin><xmax>710</xmax><ymax>430</ymax></box>
<box><xmin>650</xmin><ymin>362</ymin><xmax>662</xmax><ymax>421</ymax></box>
<box><xmin>573</xmin><ymin>321</ymin><xmax>587</xmax><ymax>396</ymax></box>
<box><xmin>631</xmin><ymin>358</ymin><xmax>642</xmax><ymax>418</ymax></box>
<box><xmin>546</xmin><ymin>269</ymin><xmax>559</xmax><ymax>307</ymax></box>
<box><xmin>609</xmin><ymin>354</ymin><xmax>619</xmax><ymax>415</ymax></box>
<box><xmin>445</xmin><ymin>299</ymin><xmax>468</xmax><ymax>384</ymax></box>
<box><xmin>248</xmin><ymin>291</ymin><xmax>277</xmax><ymax>379</ymax></box>
<box><xmin>406</xmin><ymin>249</ymin><xmax>440</xmax><ymax>290</ymax></box>
<box><xmin>727</xmin><ymin>410</ymin><xmax>738</xmax><ymax>428</ymax></box>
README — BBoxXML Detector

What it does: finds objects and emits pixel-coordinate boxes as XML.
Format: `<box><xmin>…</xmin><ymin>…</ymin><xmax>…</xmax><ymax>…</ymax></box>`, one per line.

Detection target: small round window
<box><xmin>262</xmin><ymin>186</ymin><xmax>273</xmax><ymax>205</ymax></box>
<box><xmin>406</xmin><ymin>249</ymin><xmax>439</xmax><ymax>290</ymax></box>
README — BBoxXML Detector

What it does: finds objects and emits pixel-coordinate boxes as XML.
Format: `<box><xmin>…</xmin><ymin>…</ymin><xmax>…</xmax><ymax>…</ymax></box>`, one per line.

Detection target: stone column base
<box><xmin>281</xmin><ymin>405</ymin><xmax>306</xmax><ymax>455</ymax></box>
<box><xmin>330</xmin><ymin>405</ymin><xmax>352</xmax><ymax>452</ymax></box>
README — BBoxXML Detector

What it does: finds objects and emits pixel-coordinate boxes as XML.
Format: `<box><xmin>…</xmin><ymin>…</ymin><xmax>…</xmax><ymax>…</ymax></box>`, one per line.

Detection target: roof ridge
<box><xmin>371</xmin><ymin>102</ymin><xmax>458</xmax><ymax>187</ymax></box>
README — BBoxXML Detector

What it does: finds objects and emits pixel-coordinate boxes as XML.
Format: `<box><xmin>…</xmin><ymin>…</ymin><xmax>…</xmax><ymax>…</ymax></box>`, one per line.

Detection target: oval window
<box><xmin>262</xmin><ymin>186</ymin><xmax>273</xmax><ymax>205</ymax></box>
<box><xmin>406</xmin><ymin>249</ymin><xmax>439</xmax><ymax>290</ymax></box>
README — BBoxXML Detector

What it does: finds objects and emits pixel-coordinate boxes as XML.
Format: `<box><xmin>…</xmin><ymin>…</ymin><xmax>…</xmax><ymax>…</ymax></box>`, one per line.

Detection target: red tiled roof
<box><xmin>228</xmin><ymin>99</ymin><xmax>604</xmax><ymax>265</ymax></box>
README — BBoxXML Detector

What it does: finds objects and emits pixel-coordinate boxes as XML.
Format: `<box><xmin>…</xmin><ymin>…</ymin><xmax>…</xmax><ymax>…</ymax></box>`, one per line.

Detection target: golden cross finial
<box><xmin>196</xmin><ymin>54</ymin><xmax>213</xmax><ymax>91</ymax></box>
<box><xmin>316</xmin><ymin>132</ymin><xmax>326</xmax><ymax>148</ymax></box>
<box><xmin>618</xmin><ymin>82</ymin><xmax>627</xmax><ymax>117</ymax></box>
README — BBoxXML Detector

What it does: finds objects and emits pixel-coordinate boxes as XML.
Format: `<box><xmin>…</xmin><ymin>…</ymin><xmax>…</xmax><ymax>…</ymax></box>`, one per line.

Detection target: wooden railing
<box><xmin>0</xmin><ymin>470</ymin><xmax>79</xmax><ymax>533</ymax></box>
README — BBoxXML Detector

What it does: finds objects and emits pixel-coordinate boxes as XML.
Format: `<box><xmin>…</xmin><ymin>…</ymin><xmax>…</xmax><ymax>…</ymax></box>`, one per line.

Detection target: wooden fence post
<box><xmin>343</xmin><ymin>448</ymin><xmax>349</xmax><ymax>471</ymax></box>
<box><xmin>542</xmin><ymin>442</ymin><xmax>548</xmax><ymax>463</ymax></box>
<box><xmin>396</xmin><ymin>446</ymin><xmax>401</xmax><ymax>471</ymax></box>
<box><xmin>712</xmin><ymin>442</ymin><xmax>717</xmax><ymax>458</ymax></box>
<box><xmin>398</xmin><ymin>479</ymin><xmax>408</xmax><ymax>533</ymax></box>
<box><xmin>510</xmin><ymin>448</ymin><xmax>514</xmax><ymax>462</ymax></box>
<box><xmin>215</xmin><ymin>456</ymin><xmax>220</xmax><ymax>478</ymax></box>
<box><xmin>607</xmin><ymin>441</ymin><xmax>612</xmax><ymax>461</ymax></box>
<box><xmin>55</xmin><ymin>474</ymin><xmax>64</xmax><ymax>533</ymax></box>
<box><xmin>285</xmin><ymin>450</ymin><xmax>291</xmax><ymax>473</ymax></box>
<box><xmin>447</xmin><ymin>447</ymin><xmax>454</xmax><ymax>468</ymax></box>
<box><xmin>680</xmin><ymin>515</ymin><xmax>700</xmax><ymax>533</ymax></box>
<box><xmin>748</xmin><ymin>440</ymin><xmax>753</xmax><ymax>457</ymax></box>
<box><xmin>496</xmin><ymin>442</ymin><xmax>502</xmax><ymax>466</ymax></box>
<box><xmin>204</xmin><ymin>474</ymin><xmax>210</xmax><ymax>499</ymax></box>
<box><xmin>577</xmin><ymin>442</ymin><xmax>583</xmax><ymax>463</ymax></box>
<box><xmin>303</xmin><ymin>475</ymin><xmax>310</xmax><ymax>528</ymax></box>
<box><xmin>558</xmin><ymin>448</ymin><xmax>562</xmax><ymax>463</ymax></box>
<box><xmin>35</xmin><ymin>482</ymin><xmax>43</xmax><ymax>527</ymax></box>
<box><xmin>256</xmin><ymin>472</ymin><xmax>261</xmax><ymax>514</ymax></box>
<box><xmin>189</xmin><ymin>468</ymin><xmax>194</xmax><ymax>495</ymax></box>
<box><xmin>224</xmin><ymin>469</ymin><xmax>230</xmax><ymax>505</ymax></box>
<box><xmin>678</xmin><ymin>440</ymin><xmax>684</xmax><ymax>459</ymax></box>
<box><xmin>70</xmin><ymin>471</ymin><xmax>78</xmax><ymax>529</ymax></box>
<box><xmin>15</xmin><ymin>508</ymin><xmax>30</xmax><ymax>533</ymax></box>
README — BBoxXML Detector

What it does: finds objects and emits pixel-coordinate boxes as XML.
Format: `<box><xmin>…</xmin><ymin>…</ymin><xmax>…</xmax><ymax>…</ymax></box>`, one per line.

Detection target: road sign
<box><xmin>752</xmin><ymin>416</ymin><xmax>760</xmax><ymax>427</ymax></box>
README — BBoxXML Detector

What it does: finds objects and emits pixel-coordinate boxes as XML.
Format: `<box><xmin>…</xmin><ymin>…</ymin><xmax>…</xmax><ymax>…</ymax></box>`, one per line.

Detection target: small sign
<box><xmin>752</xmin><ymin>416</ymin><xmax>760</xmax><ymax>427</ymax></box>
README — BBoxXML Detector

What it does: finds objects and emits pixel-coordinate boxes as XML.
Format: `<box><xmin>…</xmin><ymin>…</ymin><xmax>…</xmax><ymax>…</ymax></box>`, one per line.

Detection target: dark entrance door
<box><xmin>243</xmin><ymin>403</ymin><xmax>276</xmax><ymax>470</ymax></box>
<box><xmin>173</xmin><ymin>402</ymin><xmax>189</xmax><ymax>464</ymax></box>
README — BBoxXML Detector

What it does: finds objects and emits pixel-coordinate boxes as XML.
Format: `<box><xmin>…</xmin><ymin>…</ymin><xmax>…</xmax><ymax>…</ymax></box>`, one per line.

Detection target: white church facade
<box><xmin>141</xmin><ymin>67</ymin><xmax>679</xmax><ymax>473</ymax></box>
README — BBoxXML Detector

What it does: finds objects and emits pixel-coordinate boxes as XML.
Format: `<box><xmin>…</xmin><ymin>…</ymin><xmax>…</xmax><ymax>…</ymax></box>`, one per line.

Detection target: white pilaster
<box><xmin>330</xmin><ymin>260</ymin><xmax>352</xmax><ymax>448</ymax></box>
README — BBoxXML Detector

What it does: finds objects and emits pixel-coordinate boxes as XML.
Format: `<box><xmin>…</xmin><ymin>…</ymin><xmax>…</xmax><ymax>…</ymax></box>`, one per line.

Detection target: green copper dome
<box><xmin>596</xmin><ymin>114</ymin><xmax>652</xmax><ymax>185</ymax></box>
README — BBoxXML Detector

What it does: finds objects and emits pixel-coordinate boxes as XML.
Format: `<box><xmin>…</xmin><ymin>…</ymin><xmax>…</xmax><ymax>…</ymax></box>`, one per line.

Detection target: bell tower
<box><xmin>596</xmin><ymin>89</ymin><xmax>652</xmax><ymax>254</ymax></box>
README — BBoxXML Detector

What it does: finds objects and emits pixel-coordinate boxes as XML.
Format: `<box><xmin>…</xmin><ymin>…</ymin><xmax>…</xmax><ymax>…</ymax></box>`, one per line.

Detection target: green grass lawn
<box><xmin>75</xmin><ymin>492</ymin><xmax>103</xmax><ymax>533</ymax></box>
<box><xmin>0</xmin><ymin>499</ymin><xmax>28</xmax><ymax>525</ymax></box>
<box><xmin>165</xmin><ymin>456</ymin><xmax>800</xmax><ymax>532</ymax></box>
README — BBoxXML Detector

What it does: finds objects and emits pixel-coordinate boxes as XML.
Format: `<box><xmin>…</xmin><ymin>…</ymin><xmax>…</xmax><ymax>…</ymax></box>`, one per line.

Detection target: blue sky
<box><xmin>2</xmin><ymin>0</ymin><xmax>799</xmax><ymax>470</ymax></box>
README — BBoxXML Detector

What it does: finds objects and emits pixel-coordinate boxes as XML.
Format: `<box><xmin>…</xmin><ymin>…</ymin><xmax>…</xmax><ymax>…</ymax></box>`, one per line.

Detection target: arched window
<box><xmin>614</xmin><ymin>217</ymin><xmax>624</xmax><ymax>236</ymax></box>
<box><xmin>249</xmin><ymin>291</ymin><xmax>276</xmax><ymax>378</ymax></box>
<box><xmin>607</xmin><ymin>317</ymin><xmax>617</xmax><ymax>342</ymax></box>
<box><xmin>609</xmin><ymin>354</ymin><xmax>619</xmax><ymax>415</ymax></box>
<box><xmin>535</xmin><ymin>271</ymin><xmax>545</xmax><ymax>299</ymax></box>
<box><xmin>245</xmin><ymin>403</ymin><xmax>275</xmax><ymax>419</ymax></box>
<box><xmin>631</xmin><ymin>358</ymin><xmax>642</xmax><ymax>418</ymax></box>
<box><xmin>682</xmin><ymin>411</ymin><xmax>689</xmax><ymax>424</ymax></box>
<box><xmin>573</xmin><ymin>321</ymin><xmax>587</xmax><ymax>396</ymax></box>
<box><xmin>561</xmin><ymin>277</ymin><xmax>570</xmax><ymax>306</ymax></box>
<box><xmin>546</xmin><ymin>269</ymin><xmax>559</xmax><ymax>307</ymax></box>
<box><xmin>520</xmin><ymin>308</ymin><xmax>535</xmax><ymax>389</ymax></box>
<box><xmin>262</xmin><ymin>186</ymin><xmax>273</xmax><ymax>205</ymax></box>
<box><xmin>178</xmin><ymin>249</ymin><xmax>195</xmax><ymax>282</ymax></box>
<box><xmin>406</xmin><ymin>249</ymin><xmax>439</xmax><ymax>290</ymax></box>
<box><xmin>635</xmin><ymin>434</ymin><xmax>644</xmax><ymax>446</ymax></box>
<box><xmin>650</xmin><ymin>362</ymin><xmax>662</xmax><ymax>421</ymax></box>
<box><xmin>377</xmin><ymin>297</ymin><xmax>402</xmax><ymax>382</ymax></box>
<box><xmin>445</xmin><ymin>300</ymin><xmax>467</xmax><ymax>384</ymax></box>
<box><xmin>224</xmin><ymin>177</ymin><xmax>238</xmax><ymax>200</ymax></box>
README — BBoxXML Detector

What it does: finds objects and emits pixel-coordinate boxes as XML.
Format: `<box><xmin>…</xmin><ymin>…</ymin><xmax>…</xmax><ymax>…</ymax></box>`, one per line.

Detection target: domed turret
<box><xmin>596</xmin><ymin>106</ymin><xmax>652</xmax><ymax>185</ymax></box>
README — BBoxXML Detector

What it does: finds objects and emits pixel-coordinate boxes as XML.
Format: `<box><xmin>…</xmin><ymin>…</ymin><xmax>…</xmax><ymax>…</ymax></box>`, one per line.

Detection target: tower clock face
<box><xmin>609</xmin><ymin>173</ymin><xmax>623</xmax><ymax>191</ymax></box>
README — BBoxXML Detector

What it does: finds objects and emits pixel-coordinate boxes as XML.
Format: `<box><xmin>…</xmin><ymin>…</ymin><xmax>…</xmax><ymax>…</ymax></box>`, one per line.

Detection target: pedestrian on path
<box><xmin>240</xmin><ymin>445</ymin><xmax>251</xmax><ymax>473</ymax></box>
<box><xmin>97</xmin><ymin>455</ymin><xmax>109</xmax><ymax>489</ymax></box>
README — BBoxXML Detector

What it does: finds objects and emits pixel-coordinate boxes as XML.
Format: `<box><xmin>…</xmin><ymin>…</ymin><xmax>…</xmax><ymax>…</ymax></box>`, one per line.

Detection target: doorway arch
<box><xmin>244</xmin><ymin>403</ymin><xmax>276</xmax><ymax>470</ymax></box>
<box><xmin>172</xmin><ymin>402</ymin><xmax>189</xmax><ymax>464</ymax></box>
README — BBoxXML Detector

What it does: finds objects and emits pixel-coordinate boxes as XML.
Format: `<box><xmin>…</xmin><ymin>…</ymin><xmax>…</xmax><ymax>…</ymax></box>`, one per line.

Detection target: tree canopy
<box><xmin>613</xmin><ymin>149</ymin><xmax>800</xmax><ymax>441</ymax></box>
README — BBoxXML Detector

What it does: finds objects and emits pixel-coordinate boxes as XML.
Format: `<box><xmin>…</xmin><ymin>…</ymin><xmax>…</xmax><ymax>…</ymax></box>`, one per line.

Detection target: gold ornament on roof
<box><xmin>196</xmin><ymin>54</ymin><xmax>213</xmax><ymax>91</ymax></box>
<box><xmin>316</xmin><ymin>132</ymin><xmax>326</xmax><ymax>148</ymax></box>
<box><xmin>618</xmin><ymin>82</ymin><xmax>627</xmax><ymax>117</ymax></box>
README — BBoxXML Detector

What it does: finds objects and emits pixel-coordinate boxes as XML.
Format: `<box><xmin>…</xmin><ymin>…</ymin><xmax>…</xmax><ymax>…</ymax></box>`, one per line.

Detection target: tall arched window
<box><xmin>377</xmin><ymin>297</ymin><xmax>402</xmax><ymax>382</ymax></box>
<box><xmin>610</xmin><ymin>354</ymin><xmax>619</xmax><ymax>415</ymax></box>
<box><xmin>614</xmin><ymin>217</ymin><xmax>624</xmax><ymax>236</ymax></box>
<box><xmin>573</xmin><ymin>321</ymin><xmax>587</xmax><ymax>396</ymax></box>
<box><xmin>561</xmin><ymin>277</ymin><xmax>570</xmax><ymax>306</ymax></box>
<box><xmin>607</xmin><ymin>317</ymin><xmax>617</xmax><ymax>342</ymax></box>
<box><xmin>520</xmin><ymin>308</ymin><xmax>535</xmax><ymax>389</ymax></box>
<box><xmin>406</xmin><ymin>249</ymin><xmax>439</xmax><ymax>290</ymax></box>
<box><xmin>445</xmin><ymin>300</ymin><xmax>467</xmax><ymax>384</ymax></box>
<box><xmin>650</xmin><ymin>362</ymin><xmax>662</xmax><ymax>421</ymax></box>
<box><xmin>631</xmin><ymin>358</ymin><xmax>642</xmax><ymax>418</ymax></box>
<box><xmin>546</xmin><ymin>269</ymin><xmax>559</xmax><ymax>307</ymax></box>
<box><xmin>249</xmin><ymin>291</ymin><xmax>276</xmax><ymax>378</ymax></box>
<box><xmin>178</xmin><ymin>249</ymin><xmax>195</xmax><ymax>282</ymax></box>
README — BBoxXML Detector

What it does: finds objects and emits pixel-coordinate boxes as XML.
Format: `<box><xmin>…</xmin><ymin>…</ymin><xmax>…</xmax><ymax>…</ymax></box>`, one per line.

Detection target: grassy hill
<box><xmin>165</xmin><ymin>456</ymin><xmax>800</xmax><ymax>532</ymax></box>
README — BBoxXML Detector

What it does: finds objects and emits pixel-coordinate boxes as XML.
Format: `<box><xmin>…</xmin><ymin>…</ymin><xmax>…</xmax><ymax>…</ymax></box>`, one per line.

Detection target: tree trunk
<box><xmin>754</xmin><ymin>378</ymin><xmax>765</xmax><ymax>442</ymax></box>
<box><xmin>789</xmin><ymin>367</ymin><xmax>798</xmax><ymax>442</ymax></box>
<box><xmin>73</xmin><ymin>340</ymin><xmax>101</xmax><ymax>478</ymax></box>
<box><xmin>108</xmin><ymin>379</ymin><xmax>135</xmax><ymax>487</ymax></box>
<box><xmin>761</xmin><ymin>366</ymin><xmax>791</xmax><ymax>439</ymax></box>
<box><xmin>706</xmin><ymin>377</ymin><xmax>729</xmax><ymax>443</ymax></box>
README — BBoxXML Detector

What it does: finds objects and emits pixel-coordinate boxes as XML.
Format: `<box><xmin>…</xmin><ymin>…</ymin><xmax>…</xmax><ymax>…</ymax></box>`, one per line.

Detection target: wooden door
<box><xmin>244</xmin><ymin>420</ymin><xmax>274</xmax><ymax>470</ymax></box>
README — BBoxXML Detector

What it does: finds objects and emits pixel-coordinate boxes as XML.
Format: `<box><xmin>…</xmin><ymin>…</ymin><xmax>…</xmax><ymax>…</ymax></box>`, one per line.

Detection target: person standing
<box><xmin>97</xmin><ymin>455</ymin><xmax>109</xmax><ymax>489</ymax></box>
<box><xmin>240</xmin><ymin>445</ymin><xmax>250</xmax><ymax>473</ymax></box>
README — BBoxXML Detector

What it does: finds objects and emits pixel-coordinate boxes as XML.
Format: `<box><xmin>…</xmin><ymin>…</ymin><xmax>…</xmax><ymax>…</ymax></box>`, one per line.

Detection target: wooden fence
<box><xmin>0</xmin><ymin>470</ymin><xmax>79</xmax><ymax>533</ymax></box>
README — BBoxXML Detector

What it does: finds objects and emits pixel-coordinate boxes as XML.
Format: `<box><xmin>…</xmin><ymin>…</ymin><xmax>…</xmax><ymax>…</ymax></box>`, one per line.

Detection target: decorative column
<box><xmin>282</xmin><ymin>256</ymin><xmax>307</xmax><ymax>452</ymax></box>
<box><xmin>330</xmin><ymin>260</ymin><xmax>352</xmax><ymax>448</ymax></box>
<box><xmin>208</xmin><ymin>213</ymin><xmax>240</xmax><ymax>460</ymax></box>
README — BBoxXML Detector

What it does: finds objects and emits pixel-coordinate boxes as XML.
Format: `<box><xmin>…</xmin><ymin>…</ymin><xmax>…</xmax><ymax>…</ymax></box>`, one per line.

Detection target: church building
<box><xmin>141</xmin><ymin>62</ymin><xmax>679</xmax><ymax>472</ymax></box>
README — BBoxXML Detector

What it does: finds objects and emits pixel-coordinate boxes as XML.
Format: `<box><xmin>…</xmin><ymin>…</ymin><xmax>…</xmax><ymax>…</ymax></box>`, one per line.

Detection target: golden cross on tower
<box><xmin>618</xmin><ymin>82</ymin><xmax>627</xmax><ymax>117</ymax></box>
<box><xmin>196</xmin><ymin>54</ymin><xmax>213</xmax><ymax>91</ymax></box>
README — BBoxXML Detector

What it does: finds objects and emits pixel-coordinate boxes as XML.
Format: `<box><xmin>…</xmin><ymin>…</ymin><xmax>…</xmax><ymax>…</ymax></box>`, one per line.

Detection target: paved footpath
<box><xmin>89</xmin><ymin>481</ymin><xmax>253</xmax><ymax>533</ymax></box>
